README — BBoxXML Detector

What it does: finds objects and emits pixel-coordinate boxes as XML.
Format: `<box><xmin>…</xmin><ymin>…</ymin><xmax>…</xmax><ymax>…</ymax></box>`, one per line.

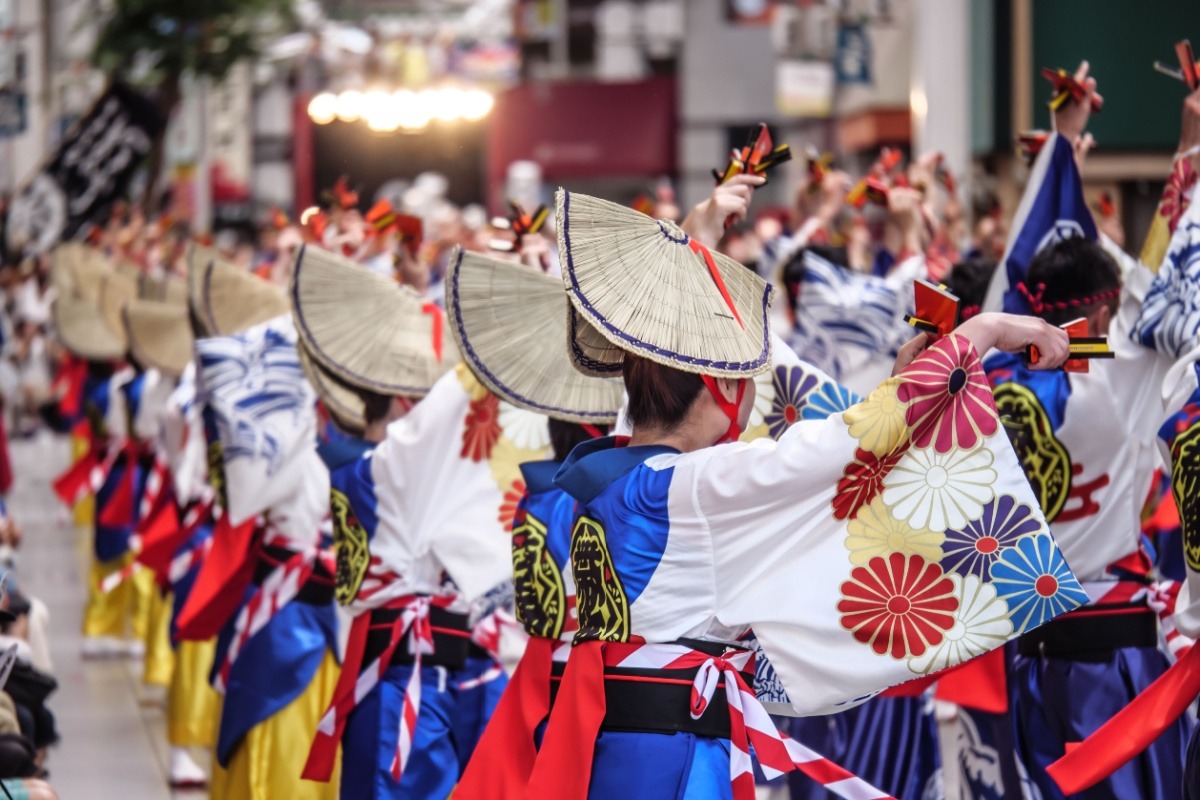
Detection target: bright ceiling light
<box><xmin>461</xmin><ymin>89</ymin><xmax>494</xmax><ymax>121</ymax></box>
<box><xmin>307</xmin><ymin>92</ymin><xmax>338</xmax><ymax>124</ymax></box>
<box><xmin>336</xmin><ymin>90</ymin><xmax>365</xmax><ymax>122</ymax></box>
<box><xmin>399</xmin><ymin>90</ymin><xmax>434</xmax><ymax>130</ymax></box>
<box><xmin>432</xmin><ymin>88</ymin><xmax>465</xmax><ymax>122</ymax></box>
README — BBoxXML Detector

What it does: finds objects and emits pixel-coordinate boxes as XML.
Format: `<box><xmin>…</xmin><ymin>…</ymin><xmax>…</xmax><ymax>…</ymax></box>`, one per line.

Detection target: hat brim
<box><xmin>201</xmin><ymin>256</ymin><xmax>290</xmax><ymax>336</ymax></box>
<box><xmin>298</xmin><ymin>343</ymin><xmax>366</xmax><ymax>434</ymax></box>
<box><xmin>53</xmin><ymin>294</ymin><xmax>127</xmax><ymax>361</ymax></box>
<box><xmin>290</xmin><ymin>245</ymin><xmax>458</xmax><ymax>397</ymax></box>
<box><xmin>186</xmin><ymin>244</ymin><xmax>217</xmax><ymax>334</ymax></box>
<box><xmin>447</xmin><ymin>247</ymin><xmax>624</xmax><ymax>423</ymax></box>
<box><xmin>124</xmin><ymin>300</ymin><xmax>194</xmax><ymax>378</ymax></box>
<box><xmin>556</xmin><ymin>189</ymin><xmax>773</xmax><ymax>377</ymax></box>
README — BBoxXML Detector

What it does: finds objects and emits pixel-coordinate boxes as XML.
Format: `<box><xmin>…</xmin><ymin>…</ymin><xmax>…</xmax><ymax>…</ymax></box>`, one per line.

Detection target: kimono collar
<box><xmin>554</xmin><ymin>436</ymin><xmax>679</xmax><ymax>504</ymax></box>
<box><xmin>519</xmin><ymin>459</ymin><xmax>563</xmax><ymax>494</ymax></box>
<box><xmin>317</xmin><ymin>435</ymin><xmax>374</xmax><ymax>473</ymax></box>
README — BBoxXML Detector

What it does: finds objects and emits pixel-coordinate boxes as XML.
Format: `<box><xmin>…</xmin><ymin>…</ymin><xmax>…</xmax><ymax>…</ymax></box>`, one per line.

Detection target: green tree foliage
<box><xmin>90</xmin><ymin>0</ymin><xmax>297</xmax><ymax>208</ymax></box>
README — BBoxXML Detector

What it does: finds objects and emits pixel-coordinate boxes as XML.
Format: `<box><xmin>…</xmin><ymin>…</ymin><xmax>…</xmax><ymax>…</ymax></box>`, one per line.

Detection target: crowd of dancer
<box><xmin>9</xmin><ymin>59</ymin><xmax>1200</xmax><ymax>800</ymax></box>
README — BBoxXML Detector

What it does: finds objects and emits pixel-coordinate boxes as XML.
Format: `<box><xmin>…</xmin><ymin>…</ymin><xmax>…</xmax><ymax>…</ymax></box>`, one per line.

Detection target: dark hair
<box><xmin>356</xmin><ymin>387</ymin><xmax>394</xmax><ymax>426</ymax></box>
<box><xmin>943</xmin><ymin>258</ymin><xmax>998</xmax><ymax>315</ymax></box>
<box><xmin>548</xmin><ymin>418</ymin><xmax>607</xmax><ymax>461</ymax></box>
<box><xmin>1022</xmin><ymin>238</ymin><xmax>1120</xmax><ymax>326</ymax></box>
<box><xmin>622</xmin><ymin>355</ymin><xmax>704</xmax><ymax>433</ymax></box>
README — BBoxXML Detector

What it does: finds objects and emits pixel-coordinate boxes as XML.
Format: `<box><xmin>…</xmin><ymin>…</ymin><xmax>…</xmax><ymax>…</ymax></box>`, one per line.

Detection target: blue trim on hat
<box><xmin>567</xmin><ymin>304</ymin><xmax>622</xmax><ymax>375</ymax></box>
<box><xmin>290</xmin><ymin>244</ymin><xmax>432</xmax><ymax>397</ymax></box>
<box><xmin>560</xmin><ymin>190</ymin><xmax>771</xmax><ymax>373</ymax></box>
<box><xmin>447</xmin><ymin>248</ymin><xmax>619</xmax><ymax>421</ymax></box>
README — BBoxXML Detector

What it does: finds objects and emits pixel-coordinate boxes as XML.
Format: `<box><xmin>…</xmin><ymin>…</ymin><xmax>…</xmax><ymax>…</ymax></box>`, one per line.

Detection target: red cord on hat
<box><xmin>701</xmin><ymin>375</ymin><xmax>747</xmax><ymax>444</ymax></box>
<box><xmin>688</xmin><ymin>239</ymin><xmax>744</xmax><ymax>329</ymax></box>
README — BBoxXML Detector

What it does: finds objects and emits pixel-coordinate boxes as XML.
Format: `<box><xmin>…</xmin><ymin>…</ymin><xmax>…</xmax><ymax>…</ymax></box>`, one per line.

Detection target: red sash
<box><xmin>454</xmin><ymin>636</ymin><xmax>556</xmax><ymax>799</ymax></box>
<box><xmin>174</xmin><ymin>513</ymin><xmax>259</xmax><ymax>640</ymax></box>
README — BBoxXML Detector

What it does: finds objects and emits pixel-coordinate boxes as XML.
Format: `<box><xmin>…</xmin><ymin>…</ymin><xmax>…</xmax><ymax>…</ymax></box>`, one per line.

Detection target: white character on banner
<box><xmin>7</xmin><ymin>174</ymin><xmax>67</xmax><ymax>255</ymax></box>
<box><xmin>61</xmin><ymin>100</ymin><xmax>153</xmax><ymax>216</ymax></box>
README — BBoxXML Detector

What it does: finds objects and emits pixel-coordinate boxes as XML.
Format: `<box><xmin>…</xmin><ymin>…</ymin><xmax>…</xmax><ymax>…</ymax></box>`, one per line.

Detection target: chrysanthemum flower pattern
<box><xmin>844</xmin><ymin>377</ymin><xmax>911</xmax><ymax>456</ymax></box>
<box><xmin>461</xmin><ymin>393</ymin><xmax>502</xmax><ymax>462</ymax></box>
<box><xmin>941</xmin><ymin>495</ymin><xmax>1043</xmax><ymax>578</ymax></box>
<box><xmin>882</xmin><ymin>445</ymin><xmax>996</xmax><ymax>531</ymax></box>
<box><xmin>814</xmin><ymin>332</ymin><xmax>1085</xmax><ymax>667</ymax></box>
<box><xmin>898</xmin><ymin>335</ymin><xmax>998</xmax><ymax>453</ymax></box>
<box><xmin>499</xmin><ymin>402</ymin><xmax>551</xmax><ymax>451</ymax></box>
<box><xmin>845</xmin><ymin>496</ymin><xmax>944</xmax><ymax>566</ymax></box>
<box><xmin>765</xmin><ymin>366</ymin><xmax>818</xmax><ymax>440</ymax></box>
<box><xmin>990</xmin><ymin>534</ymin><xmax>1088</xmax><ymax>633</ymax></box>
<box><xmin>907</xmin><ymin>574</ymin><xmax>1014</xmax><ymax>674</ymax></box>
<box><xmin>838</xmin><ymin>553</ymin><xmax>959</xmax><ymax>659</ymax></box>
<box><xmin>833</xmin><ymin>448</ymin><xmax>905</xmax><ymax>521</ymax></box>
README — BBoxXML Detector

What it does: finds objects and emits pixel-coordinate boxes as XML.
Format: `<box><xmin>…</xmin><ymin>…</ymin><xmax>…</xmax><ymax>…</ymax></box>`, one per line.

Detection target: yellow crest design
<box><xmin>1171</xmin><ymin>421</ymin><xmax>1200</xmax><ymax>572</ymax></box>
<box><xmin>331</xmin><ymin>488</ymin><xmax>370</xmax><ymax>606</ymax></box>
<box><xmin>511</xmin><ymin>511</ymin><xmax>567</xmax><ymax>640</ymax></box>
<box><xmin>994</xmin><ymin>382</ymin><xmax>1072</xmax><ymax>522</ymax></box>
<box><xmin>571</xmin><ymin>515</ymin><xmax>629</xmax><ymax>644</ymax></box>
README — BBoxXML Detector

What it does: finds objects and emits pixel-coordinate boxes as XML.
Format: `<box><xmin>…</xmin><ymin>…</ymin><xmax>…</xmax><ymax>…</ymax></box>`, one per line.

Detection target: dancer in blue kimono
<box><xmin>519</xmin><ymin>188</ymin><xmax>1083</xmax><ymax>800</ymax></box>
<box><xmin>979</xmin><ymin>62</ymin><xmax>1200</xmax><ymax>800</ymax></box>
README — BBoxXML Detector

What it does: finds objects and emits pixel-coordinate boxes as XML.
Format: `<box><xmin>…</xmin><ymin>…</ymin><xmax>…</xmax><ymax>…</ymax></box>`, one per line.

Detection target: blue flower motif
<box><xmin>802</xmin><ymin>380</ymin><xmax>859</xmax><ymax>421</ymax></box>
<box><xmin>942</xmin><ymin>495</ymin><xmax>1042</xmax><ymax>578</ymax></box>
<box><xmin>765</xmin><ymin>366</ymin><xmax>819</xmax><ymax>440</ymax></box>
<box><xmin>989</xmin><ymin>534</ymin><xmax>1087</xmax><ymax>633</ymax></box>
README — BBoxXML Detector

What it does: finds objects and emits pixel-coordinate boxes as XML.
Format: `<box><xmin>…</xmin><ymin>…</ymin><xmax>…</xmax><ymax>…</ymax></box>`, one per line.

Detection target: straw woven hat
<box><xmin>53</xmin><ymin>272</ymin><xmax>134</xmax><ymax>361</ymax></box>
<box><xmin>200</xmin><ymin>255</ymin><xmax>290</xmax><ymax>336</ymax></box>
<box><xmin>123</xmin><ymin>299</ymin><xmax>194</xmax><ymax>378</ymax></box>
<box><xmin>298</xmin><ymin>343</ymin><xmax>366</xmax><ymax>434</ymax></box>
<box><xmin>290</xmin><ymin>245</ymin><xmax>458</xmax><ymax>397</ymax></box>
<box><xmin>556</xmin><ymin>189</ymin><xmax>773</xmax><ymax>377</ymax></box>
<box><xmin>139</xmin><ymin>274</ymin><xmax>189</xmax><ymax>307</ymax></box>
<box><xmin>52</xmin><ymin>246</ymin><xmax>111</xmax><ymax>303</ymax></box>
<box><xmin>50</xmin><ymin>243</ymin><xmax>86</xmax><ymax>295</ymax></box>
<box><xmin>446</xmin><ymin>247</ymin><xmax>624</xmax><ymax>423</ymax></box>
<box><xmin>186</xmin><ymin>244</ymin><xmax>216</xmax><ymax>330</ymax></box>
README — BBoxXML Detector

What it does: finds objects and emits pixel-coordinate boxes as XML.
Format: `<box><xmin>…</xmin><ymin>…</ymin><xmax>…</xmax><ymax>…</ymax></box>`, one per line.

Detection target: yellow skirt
<box><xmin>168</xmin><ymin>638</ymin><xmax>219</xmax><ymax>747</ymax></box>
<box><xmin>82</xmin><ymin>553</ymin><xmax>139</xmax><ymax>639</ymax></box>
<box><xmin>142</xmin><ymin>581</ymin><xmax>174</xmax><ymax>687</ymax></box>
<box><xmin>209</xmin><ymin>650</ymin><xmax>342</xmax><ymax>800</ymax></box>
<box><xmin>70</xmin><ymin>433</ymin><xmax>94</xmax><ymax>527</ymax></box>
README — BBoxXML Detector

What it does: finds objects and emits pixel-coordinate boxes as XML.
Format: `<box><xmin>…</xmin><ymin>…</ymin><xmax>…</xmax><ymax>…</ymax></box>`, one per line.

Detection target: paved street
<box><xmin>11</xmin><ymin>432</ymin><xmax>175</xmax><ymax>799</ymax></box>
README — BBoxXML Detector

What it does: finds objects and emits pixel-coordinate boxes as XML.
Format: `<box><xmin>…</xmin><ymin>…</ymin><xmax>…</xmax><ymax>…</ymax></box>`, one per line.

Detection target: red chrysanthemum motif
<box><xmin>1160</xmin><ymin>158</ymin><xmax>1198</xmax><ymax>234</ymax></box>
<box><xmin>838</xmin><ymin>552</ymin><xmax>959</xmax><ymax>659</ymax></box>
<box><xmin>498</xmin><ymin>479</ymin><xmax>527</xmax><ymax>530</ymax></box>
<box><xmin>461</xmin><ymin>394</ymin><xmax>502</xmax><ymax>462</ymax></box>
<box><xmin>832</xmin><ymin>447</ymin><xmax>905</xmax><ymax>521</ymax></box>
<box><xmin>897</xmin><ymin>335</ymin><xmax>998</xmax><ymax>453</ymax></box>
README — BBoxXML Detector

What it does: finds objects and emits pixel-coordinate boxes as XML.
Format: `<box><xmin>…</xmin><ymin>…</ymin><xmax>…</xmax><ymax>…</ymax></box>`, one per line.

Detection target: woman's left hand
<box><xmin>891</xmin><ymin>332</ymin><xmax>933</xmax><ymax>375</ymax></box>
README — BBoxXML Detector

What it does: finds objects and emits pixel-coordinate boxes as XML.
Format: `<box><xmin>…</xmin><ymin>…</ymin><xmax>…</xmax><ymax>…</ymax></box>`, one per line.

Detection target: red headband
<box><xmin>1016</xmin><ymin>281</ymin><xmax>1120</xmax><ymax>315</ymax></box>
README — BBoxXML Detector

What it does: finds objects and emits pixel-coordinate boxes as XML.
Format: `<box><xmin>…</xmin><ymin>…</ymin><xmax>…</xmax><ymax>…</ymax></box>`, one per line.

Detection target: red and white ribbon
<box><xmin>99</xmin><ymin>561</ymin><xmax>141</xmax><ymax>594</ymax></box>
<box><xmin>614</xmin><ymin>644</ymin><xmax>892</xmax><ymax>800</ymax></box>
<box><xmin>1148</xmin><ymin>580</ymin><xmax>1193</xmax><ymax>660</ymax></box>
<box><xmin>213</xmin><ymin>547</ymin><xmax>323</xmax><ymax>693</ymax></box>
<box><xmin>168</xmin><ymin>538</ymin><xmax>213</xmax><ymax>586</ymax></box>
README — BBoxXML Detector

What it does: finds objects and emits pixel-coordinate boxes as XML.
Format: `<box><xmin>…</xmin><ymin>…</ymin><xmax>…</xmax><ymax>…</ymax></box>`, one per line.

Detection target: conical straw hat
<box><xmin>447</xmin><ymin>247</ymin><xmax>624</xmax><ymax>423</ymax></box>
<box><xmin>52</xmin><ymin>273</ymin><xmax>132</xmax><ymax>361</ymax></box>
<box><xmin>123</xmin><ymin>299</ymin><xmax>194</xmax><ymax>378</ymax></box>
<box><xmin>290</xmin><ymin>245</ymin><xmax>458</xmax><ymax>397</ymax></box>
<box><xmin>186</xmin><ymin>244</ymin><xmax>216</xmax><ymax>331</ymax></box>
<box><xmin>99</xmin><ymin>271</ymin><xmax>138</xmax><ymax>349</ymax></box>
<box><xmin>556</xmin><ymin>189</ymin><xmax>773</xmax><ymax>377</ymax></box>
<box><xmin>200</xmin><ymin>255</ymin><xmax>290</xmax><ymax>336</ymax></box>
<box><xmin>50</xmin><ymin>243</ymin><xmax>86</xmax><ymax>295</ymax></box>
<box><xmin>139</xmin><ymin>274</ymin><xmax>189</xmax><ymax>307</ymax></box>
<box><xmin>298</xmin><ymin>343</ymin><xmax>366</xmax><ymax>434</ymax></box>
<box><xmin>567</xmin><ymin>304</ymin><xmax>625</xmax><ymax>378</ymax></box>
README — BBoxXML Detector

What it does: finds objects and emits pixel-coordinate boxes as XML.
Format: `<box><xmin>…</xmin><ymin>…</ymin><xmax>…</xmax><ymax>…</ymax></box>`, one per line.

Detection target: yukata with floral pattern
<box><xmin>305</xmin><ymin>363</ymin><xmax>546</xmax><ymax>800</ymax></box>
<box><xmin>982</xmin><ymin>135</ymin><xmax>1196</xmax><ymax>800</ymax></box>
<box><xmin>525</xmin><ymin>334</ymin><xmax>1086</xmax><ymax>800</ymax></box>
<box><xmin>749</xmin><ymin>343</ymin><xmax>941</xmax><ymax>800</ymax></box>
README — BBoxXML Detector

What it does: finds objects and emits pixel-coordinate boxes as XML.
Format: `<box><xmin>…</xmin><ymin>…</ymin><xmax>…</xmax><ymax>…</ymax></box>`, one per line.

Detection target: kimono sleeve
<box><xmin>688</xmin><ymin>334</ymin><xmax>1088</xmax><ymax>714</ymax></box>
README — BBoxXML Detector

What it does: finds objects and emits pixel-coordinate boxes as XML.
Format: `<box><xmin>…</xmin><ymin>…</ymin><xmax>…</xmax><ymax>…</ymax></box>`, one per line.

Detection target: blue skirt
<box><xmin>588</xmin><ymin>730</ymin><xmax>733</xmax><ymax>800</ymax></box>
<box><xmin>786</xmin><ymin>696</ymin><xmax>939</xmax><ymax>800</ymax></box>
<box><xmin>1012</xmin><ymin>644</ymin><xmax>1191</xmax><ymax>799</ymax></box>
<box><xmin>341</xmin><ymin>663</ymin><xmax>459</xmax><ymax>800</ymax></box>
<box><xmin>450</xmin><ymin>655</ymin><xmax>509</xmax><ymax>769</ymax></box>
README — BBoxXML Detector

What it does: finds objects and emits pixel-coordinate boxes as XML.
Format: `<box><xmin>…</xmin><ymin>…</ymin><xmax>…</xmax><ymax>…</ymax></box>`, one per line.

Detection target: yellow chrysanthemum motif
<box><xmin>845</xmin><ymin>496</ymin><xmax>945</xmax><ymax>566</ymax></box>
<box><xmin>844</xmin><ymin>377</ymin><xmax>911</xmax><ymax>456</ymax></box>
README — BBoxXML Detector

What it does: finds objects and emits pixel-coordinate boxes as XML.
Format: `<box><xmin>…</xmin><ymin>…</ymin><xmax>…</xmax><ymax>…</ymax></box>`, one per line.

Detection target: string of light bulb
<box><xmin>307</xmin><ymin>87</ymin><xmax>495</xmax><ymax>132</ymax></box>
